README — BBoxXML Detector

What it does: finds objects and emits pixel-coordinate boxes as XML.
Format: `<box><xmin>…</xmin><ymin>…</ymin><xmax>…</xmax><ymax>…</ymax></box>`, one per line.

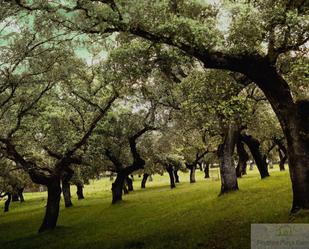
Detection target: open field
<box><xmin>1</xmin><ymin>166</ymin><xmax>309</xmax><ymax>249</ymax></box>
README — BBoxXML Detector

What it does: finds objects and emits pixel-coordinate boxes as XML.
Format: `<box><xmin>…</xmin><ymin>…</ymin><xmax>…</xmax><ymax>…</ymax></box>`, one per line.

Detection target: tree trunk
<box><xmin>118</xmin><ymin>23</ymin><xmax>309</xmax><ymax>213</ymax></box>
<box><xmin>123</xmin><ymin>182</ymin><xmax>129</xmax><ymax>194</ymax></box>
<box><xmin>284</xmin><ymin>100</ymin><xmax>309</xmax><ymax>212</ymax></box>
<box><xmin>189</xmin><ymin>165</ymin><xmax>196</xmax><ymax>183</ymax></box>
<box><xmin>38</xmin><ymin>179</ymin><xmax>61</xmax><ymax>233</ymax></box>
<box><xmin>275</xmin><ymin>138</ymin><xmax>287</xmax><ymax>171</ymax></box>
<box><xmin>278</xmin><ymin>149</ymin><xmax>286</xmax><ymax>171</ymax></box>
<box><xmin>236</xmin><ymin>141</ymin><xmax>249</xmax><ymax>177</ymax></box>
<box><xmin>174</xmin><ymin>169</ymin><xmax>180</xmax><ymax>183</ymax></box>
<box><xmin>18</xmin><ymin>188</ymin><xmax>24</xmax><ymax>202</ymax></box>
<box><xmin>218</xmin><ymin>123</ymin><xmax>239</xmax><ymax>194</ymax></box>
<box><xmin>241</xmin><ymin>134</ymin><xmax>269</xmax><ymax>179</ymax></box>
<box><xmin>204</xmin><ymin>162</ymin><xmax>210</xmax><ymax>178</ymax></box>
<box><xmin>12</xmin><ymin>192</ymin><xmax>19</xmax><ymax>202</ymax></box>
<box><xmin>76</xmin><ymin>183</ymin><xmax>84</xmax><ymax>199</ymax></box>
<box><xmin>62</xmin><ymin>171</ymin><xmax>73</xmax><ymax>208</ymax></box>
<box><xmin>126</xmin><ymin>176</ymin><xmax>134</xmax><ymax>191</ymax></box>
<box><xmin>62</xmin><ymin>181</ymin><xmax>72</xmax><ymax>208</ymax></box>
<box><xmin>141</xmin><ymin>173</ymin><xmax>149</xmax><ymax>188</ymax></box>
<box><xmin>166</xmin><ymin>166</ymin><xmax>176</xmax><ymax>189</ymax></box>
<box><xmin>112</xmin><ymin>172</ymin><xmax>126</xmax><ymax>204</ymax></box>
<box><xmin>4</xmin><ymin>193</ymin><xmax>11</xmax><ymax>212</ymax></box>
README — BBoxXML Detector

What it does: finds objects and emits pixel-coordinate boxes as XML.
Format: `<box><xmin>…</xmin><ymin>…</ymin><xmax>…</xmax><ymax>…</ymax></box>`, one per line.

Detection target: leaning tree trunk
<box><xmin>189</xmin><ymin>165</ymin><xmax>196</xmax><ymax>183</ymax></box>
<box><xmin>4</xmin><ymin>193</ymin><xmax>11</xmax><ymax>212</ymax></box>
<box><xmin>76</xmin><ymin>182</ymin><xmax>84</xmax><ymax>199</ymax></box>
<box><xmin>166</xmin><ymin>165</ymin><xmax>176</xmax><ymax>189</ymax></box>
<box><xmin>39</xmin><ymin>178</ymin><xmax>61</xmax><ymax>233</ymax></box>
<box><xmin>241</xmin><ymin>134</ymin><xmax>269</xmax><ymax>179</ymax></box>
<box><xmin>141</xmin><ymin>173</ymin><xmax>149</xmax><ymax>188</ymax></box>
<box><xmin>18</xmin><ymin>188</ymin><xmax>24</xmax><ymax>202</ymax></box>
<box><xmin>218</xmin><ymin>123</ymin><xmax>239</xmax><ymax>195</ymax></box>
<box><xmin>204</xmin><ymin>162</ymin><xmax>210</xmax><ymax>178</ymax></box>
<box><xmin>112</xmin><ymin>171</ymin><xmax>126</xmax><ymax>204</ymax></box>
<box><xmin>174</xmin><ymin>169</ymin><xmax>180</xmax><ymax>183</ymax></box>
<box><xmin>244</xmin><ymin>64</ymin><xmax>309</xmax><ymax>212</ymax></box>
<box><xmin>236</xmin><ymin>141</ymin><xmax>249</xmax><ymax>177</ymax></box>
<box><xmin>126</xmin><ymin>176</ymin><xmax>134</xmax><ymax>191</ymax></box>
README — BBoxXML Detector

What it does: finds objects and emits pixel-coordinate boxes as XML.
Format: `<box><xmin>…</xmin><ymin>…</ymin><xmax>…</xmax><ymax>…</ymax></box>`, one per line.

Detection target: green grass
<box><xmin>0</xmin><ymin>167</ymin><xmax>308</xmax><ymax>249</ymax></box>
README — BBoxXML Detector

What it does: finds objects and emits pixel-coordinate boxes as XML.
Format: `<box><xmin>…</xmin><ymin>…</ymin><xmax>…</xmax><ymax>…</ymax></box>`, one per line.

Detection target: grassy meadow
<box><xmin>1</xmin><ymin>166</ymin><xmax>309</xmax><ymax>249</ymax></box>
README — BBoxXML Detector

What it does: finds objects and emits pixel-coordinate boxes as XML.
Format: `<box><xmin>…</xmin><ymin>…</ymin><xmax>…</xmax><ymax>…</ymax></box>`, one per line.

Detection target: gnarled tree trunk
<box><xmin>141</xmin><ymin>173</ymin><xmax>149</xmax><ymax>188</ymax></box>
<box><xmin>39</xmin><ymin>178</ymin><xmax>61</xmax><ymax>233</ymax></box>
<box><xmin>241</xmin><ymin>134</ymin><xmax>269</xmax><ymax>179</ymax></box>
<box><xmin>218</xmin><ymin>123</ymin><xmax>239</xmax><ymax>194</ymax></box>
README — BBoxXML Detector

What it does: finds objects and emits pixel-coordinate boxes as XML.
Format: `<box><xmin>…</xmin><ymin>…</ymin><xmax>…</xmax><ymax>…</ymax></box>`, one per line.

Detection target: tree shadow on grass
<box><xmin>1</xmin><ymin>226</ymin><xmax>74</xmax><ymax>249</ymax></box>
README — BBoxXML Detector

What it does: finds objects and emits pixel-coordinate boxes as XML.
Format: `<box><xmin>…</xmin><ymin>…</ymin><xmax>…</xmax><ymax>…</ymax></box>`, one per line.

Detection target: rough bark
<box><xmin>166</xmin><ymin>165</ymin><xmax>176</xmax><ymax>189</ymax></box>
<box><xmin>218</xmin><ymin>124</ymin><xmax>239</xmax><ymax>194</ymax></box>
<box><xmin>236</xmin><ymin>141</ymin><xmax>249</xmax><ymax>177</ymax></box>
<box><xmin>76</xmin><ymin>182</ymin><xmax>84</xmax><ymax>199</ymax></box>
<box><xmin>285</xmin><ymin>100</ymin><xmax>309</xmax><ymax>212</ymax></box>
<box><xmin>204</xmin><ymin>162</ymin><xmax>210</xmax><ymax>178</ymax></box>
<box><xmin>141</xmin><ymin>173</ymin><xmax>149</xmax><ymax>188</ymax></box>
<box><xmin>174</xmin><ymin>169</ymin><xmax>180</xmax><ymax>183</ymax></box>
<box><xmin>4</xmin><ymin>193</ymin><xmax>11</xmax><ymax>212</ymax></box>
<box><xmin>241</xmin><ymin>134</ymin><xmax>270</xmax><ymax>179</ymax></box>
<box><xmin>38</xmin><ymin>179</ymin><xmax>61</xmax><ymax>233</ymax></box>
